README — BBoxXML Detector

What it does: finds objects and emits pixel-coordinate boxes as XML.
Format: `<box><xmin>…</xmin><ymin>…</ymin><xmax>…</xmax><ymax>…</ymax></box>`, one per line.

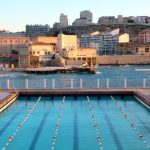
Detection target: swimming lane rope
<box><xmin>51</xmin><ymin>96</ymin><xmax>65</xmax><ymax>150</ymax></box>
<box><xmin>87</xmin><ymin>96</ymin><xmax>103</xmax><ymax>150</ymax></box>
<box><xmin>111</xmin><ymin>96</ymin><xmax>150</xmax><ymax>149</ymax></box>
<box><xmin>2</xmin><ymin>96</ymin><xmax>42</xmax><ymax>150</ymax></box>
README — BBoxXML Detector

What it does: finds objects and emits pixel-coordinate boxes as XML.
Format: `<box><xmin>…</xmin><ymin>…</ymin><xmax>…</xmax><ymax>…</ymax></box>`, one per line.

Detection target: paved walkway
<box><xmin>0</xmin><ymin>92</ymin><xmax>10</xmax><ymax>102</ymax></box>
<box><xmin>138</xmin><ymin>89</ymin><xmax>150</xmax><ymax>97</ymax></box>
<box><xmin>133</xmin><ymin>89</ymin><xmax>150</xmax><ymax>107</ymax></box>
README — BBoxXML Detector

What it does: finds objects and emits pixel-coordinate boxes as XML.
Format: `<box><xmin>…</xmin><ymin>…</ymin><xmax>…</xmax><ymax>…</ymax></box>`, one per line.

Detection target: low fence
<box><xmin>0</xmin><ymin>78</ymin><xmax>150</xmax><ymax>90</ymax></box>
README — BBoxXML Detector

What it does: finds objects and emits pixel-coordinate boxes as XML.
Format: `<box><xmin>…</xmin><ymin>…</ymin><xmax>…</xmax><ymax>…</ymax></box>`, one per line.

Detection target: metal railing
<box><xmin>0</xmin><ymin>78</ymin><xmax>150</xmax><ymax>90</ymax></box>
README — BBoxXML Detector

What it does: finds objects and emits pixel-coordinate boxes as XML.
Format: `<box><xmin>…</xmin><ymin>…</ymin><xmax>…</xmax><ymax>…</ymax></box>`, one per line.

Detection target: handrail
<box><xmin>0</xmin><ymin>78</ymin><xmax>149</xmax><ymax>90</ymax></box>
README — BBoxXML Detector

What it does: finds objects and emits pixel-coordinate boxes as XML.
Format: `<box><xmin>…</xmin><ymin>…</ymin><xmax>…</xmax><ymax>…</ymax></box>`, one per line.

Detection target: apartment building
<box><xmin>80</xmin><ymin>29</ymin><xmax>130</xmax><ymax>55</ymax></box>
<box><xmin>72</xmin><ymin>10</ymin><xmax>93</xmax><ymax>26</ymax></box>
<box><xmin>0</xmin><ymin>32</ymin><xmax>26</xmax><ymax>37</ymax></box>
<box><xmin>98</xmin><ymin>16</ymin><xmax>116</xmax><ymax>24</ymax></box>
<box><xmin>60</xmin><ymin>13</ymin><xmax>68</xmax><ymax>27</ymax></box>
<box><xmin>26</xmin><ymin>24</ymin><xmax>50</xmax><ymax>37</ymax></box>
<box><xmin>0</xmin><ymin>37</ymin><xmax>29</xmax><ymax>54</ymax></box>
<box><xmin>80</xmin><ymin>31</ymin><xmax>101</xmax><ymax>48</ymax></box>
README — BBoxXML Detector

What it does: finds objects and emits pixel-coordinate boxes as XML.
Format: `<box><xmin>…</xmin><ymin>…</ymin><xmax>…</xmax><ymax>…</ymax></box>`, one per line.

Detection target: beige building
<box><xmin>61</xmin><ymin>48</ymin><xmax>97</xmax><ymax>66</ymax></box>
<box><xmin>57</xmin><ymin>34</ymin><xmax>77</xmax><ymax>51</ymax></box>
<box><xmin>0</xmin><ymin>37</ymin><xmax>29</xmax><ymax>54</ymax></box>
<box><xmin>60</xmin><ymin>13</ymin><xmax>68</xmax><ymax>27</ymax></box>
<box><xmin>0</xmin><ymin>37</ymin><xmax>29</xmax><ymax>46</ymax></box>
<box><xmin>119</xmin><ymin>33</ymin><xmax>129</xmax><ymax>43</ymax></box>
<box><xmin>31</xmin><ymin>36</ymin><xmax>57</xmax><ymax>45</ymax></box>
<box><xmin>135</xmin><ymin>44</ymin><xmax>150</xmax><ymax>55</ymax></box>
<box><xmin>30</xmin><ymin>43</ymin><xmax>56</xmax><ymax>56</ymax></box>
<box><xmin>58</xmin><ymin>34</ymin><xmax>97</xmax><ymax>66</ymax></box>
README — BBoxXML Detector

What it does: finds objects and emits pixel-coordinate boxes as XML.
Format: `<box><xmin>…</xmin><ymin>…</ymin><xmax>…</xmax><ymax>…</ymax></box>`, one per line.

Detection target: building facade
<box><xmin>80</xmin><ymin>31</ymin><xmax>101</xmax><ymax>48</ymax></box>
<box><xmin>57</xmin><ymin>34</ymin><xmax>77</xmax><ymax>51</ymax></box>
<box><xmin>26</xmin><ymin>24</ymin><xmax>50</xmax><ymax>37</ymax></box>
<box><xmin>134</xmin><ymin>16</ymin><xmax>148</xmax><ymax>24</ymax></box>
<box><xmin>0</xmin><ymin>37</ymin><xmax>29</xmax><ymax>46</ymax></box>
<box><xmin>0</xmin><ymin>32</ymin><xmax>26</xmax><ymax>37</ymax></box>
<box><xmin>30</xmin><ymin>43</ymin><xmax>56</xmax><ymax>56</ymax></box>
<box><xmin>73</xmin><ymin>18</ymin><xmax>92</xmax><ymax>26</ymax></box>
<box><xmin>0</xmin><ymin>37</ymin><xmax>29</xmax><ymax>54</ymax></box>
<box><xmin>60</xmin><ymin>13</ymin><xmax>68</xmax><ymax>27</ymax></box>
<box><xmin>80</xmin><ymin>10</ymin><xmax>93</xmax><ymax>24</ymax></box>
<box><xmin>60</xmin><ymin>48</ymin><xmax>96</xmax><ymax>66</ymax></box>
<box><xmin>134</xmin><ymin>44</ymin><xmax>150</xmax><ymax>55</ymax></box>
<box><xmin>138</xmin><ymin>28</ymin><xmax>150</xmax><ymax>44</ymax></box>
<box><xmin>31</xmin><ymin>36</ymin><xmax>57</xmax><ymax>45</ymax></box>
<box><xmin>53</xmin><ymin>22</ymin><xmax>61</xmax><ymax>29</ymax></box>
<box><xmin>117</xmin><ymin>15</ymin><xmax>123</xmax><ymax>23</ymax></box>
<box><xmin>80</xmin><ymin>29</ymin><xmax>130</xmax><ymax>55</ymax></box>
<box><xmin>72</xmin><ymin>10</ymin><xmax>93</xmax><ymax>26</ymax></box>
<box><xmin>98</xmin><ymin>16</ymin><xmax>116</xmax><ymax>24</ymax></box>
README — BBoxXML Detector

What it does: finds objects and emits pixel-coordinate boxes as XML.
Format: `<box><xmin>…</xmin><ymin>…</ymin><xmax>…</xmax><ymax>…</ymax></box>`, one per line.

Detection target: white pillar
<box><xmin>124</xmin><ymin>78</ymin><xmax>127</xmax><ymax>88</ymax></box>
<box><xmin>52</xmin><ymin>79</ymin><xmax>55</xmax><ymax>89</ymax></box>
<box><xmin>97</xmin><ymin>79</ymin><xmax>100</xmax><ymax>88</ymax></box>
<box><xmin>71</xmin><ymin>79</ymin><xmax>73</xmax><ymax>89</ymax></box>
<box><xmin>80</xmin><ymin>79</ymin><xmax>83</xmax><ymax>89</ymax></box>
<box><xmin>44</xmin><ymin>79</ymin><xmax>47</xmax><ymax>89</ymax></box>
<box><xmin>7</xmin><ymin>79</ymin><xmax>10</xmax><ymax>89</ymax></box>
<box><xmin>106</xmin><ymin>79</ymin><xmax>109</xmax><ymax>89</ymax></box>
<box><xmin>25</xmin><ymin>79</ymin><xmax>29</xmax><ymax>89</ymax></box>
<box><xmin>143</xmin><ymin>78</ymin><xmax>146</xmax><ymax>88</ymax></box>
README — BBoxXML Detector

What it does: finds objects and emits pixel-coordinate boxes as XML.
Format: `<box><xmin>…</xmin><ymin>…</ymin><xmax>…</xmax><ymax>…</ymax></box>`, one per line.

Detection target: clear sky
<box><xmin>0</xmin><ymin>0</ymin><xmax>149</xmax><ymax>32</ymax></box>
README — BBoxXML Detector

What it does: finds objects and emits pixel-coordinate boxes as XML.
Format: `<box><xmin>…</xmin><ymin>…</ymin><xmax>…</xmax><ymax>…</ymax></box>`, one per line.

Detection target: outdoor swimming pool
<box><xmin>0</xmin><ymin>95</ymin><xmax>150</xmax><ymax>150</ymax></box>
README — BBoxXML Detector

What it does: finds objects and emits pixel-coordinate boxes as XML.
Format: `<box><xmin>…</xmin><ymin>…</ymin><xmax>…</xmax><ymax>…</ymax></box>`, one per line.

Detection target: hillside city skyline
<box><xmin>0</xmin><ymin>0</ymin><xmax>150</xmax><ymax>31</ymax></box>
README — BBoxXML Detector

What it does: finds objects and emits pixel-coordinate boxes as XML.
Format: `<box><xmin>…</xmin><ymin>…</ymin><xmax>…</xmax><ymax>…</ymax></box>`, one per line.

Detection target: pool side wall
<box><xmin>0</xmin><ymin>89</ymin><xmax>149</xmax><ymax>111</ymax></box>
<box><xmin>0</xmin><ymin>92</ymin><xmax>19</xmax><ymax>113</ymax></box>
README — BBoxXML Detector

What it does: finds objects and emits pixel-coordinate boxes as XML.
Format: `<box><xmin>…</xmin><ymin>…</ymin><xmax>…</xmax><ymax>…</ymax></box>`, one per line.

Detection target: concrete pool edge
<box><xmin>134</xmin><ymin>91</ymin><xmax>150</xmax><ymax>109</ymax></box>
<box><xmin>0</xmin><ymin>92</ymin><xmax>19</xmax><ymax>113</ymax></box>
<box><xmin>0</xmin><ymin>89</ymin><xmax>150</xmax><ymax>109</ymax></box>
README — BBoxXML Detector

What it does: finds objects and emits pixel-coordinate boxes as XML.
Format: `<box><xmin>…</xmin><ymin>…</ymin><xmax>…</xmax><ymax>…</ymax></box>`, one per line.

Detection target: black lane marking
<box><xmin>100</xmin><ymin>106</ymin><xmax>124</xmax><ymax>150</ymax></box>
<box><xmin>28</xmin><ymin>111</ymin><xmax>49</xmax><ymax>150</ymax></box>
<box><xmin>73</xmin><ymin>109</ymin><xmax>79</xmax><ymax>150</ymax></box>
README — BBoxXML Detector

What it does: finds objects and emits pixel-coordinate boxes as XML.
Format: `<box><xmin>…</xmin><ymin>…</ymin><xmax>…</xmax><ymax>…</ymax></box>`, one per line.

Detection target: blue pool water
<box><xmin>0</xmin><ymin>95</ymin><xmax>150</xmax><ymax>150</ymax></box>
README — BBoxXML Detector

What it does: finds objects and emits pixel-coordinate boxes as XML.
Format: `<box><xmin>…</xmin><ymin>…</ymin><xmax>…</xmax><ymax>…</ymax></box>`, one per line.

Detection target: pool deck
<box><xmin>0</xmin><ymin>91</ymin><xmax>19</xmax><ymax>112</ymax></box>
<box><xmin>134</xmin><ymin>89</ymin><xmax>150</xmax><ymax>107</ymax></box>
<box><xmin>0</xmin><ymin>88</ymin><xmax>150</xmax><ymax>109</ymax></box>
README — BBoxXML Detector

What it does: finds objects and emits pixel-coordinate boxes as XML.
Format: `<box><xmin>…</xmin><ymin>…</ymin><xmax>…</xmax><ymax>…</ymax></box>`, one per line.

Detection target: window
<box><xmin>145</xmin><ymin>47</ymin><xmax>149</xmax><ymax>52</ymax></box>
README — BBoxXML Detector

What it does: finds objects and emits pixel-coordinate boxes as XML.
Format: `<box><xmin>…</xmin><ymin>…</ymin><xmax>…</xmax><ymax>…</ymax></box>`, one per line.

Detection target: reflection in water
<box><xmin>51</xmin><ymin>97</ymin><xmax>54</xmax><ymax>107</ymax></box>
<box><xmin>26</xmin><ymin>100</ymin><xmax>28</xmax><ymax>107</ymax></box>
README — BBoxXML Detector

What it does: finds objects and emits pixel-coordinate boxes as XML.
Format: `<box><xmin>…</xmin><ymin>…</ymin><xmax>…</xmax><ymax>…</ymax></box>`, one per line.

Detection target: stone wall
<box><xmin>97</xmin><ymin>55</ymin><xmax>150</xmax><ymax>65</ymax></box>
<box><xmin>18</xmin><ymin>45</ymin><xmax>30</xmax><ymax>68</ymax></box>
